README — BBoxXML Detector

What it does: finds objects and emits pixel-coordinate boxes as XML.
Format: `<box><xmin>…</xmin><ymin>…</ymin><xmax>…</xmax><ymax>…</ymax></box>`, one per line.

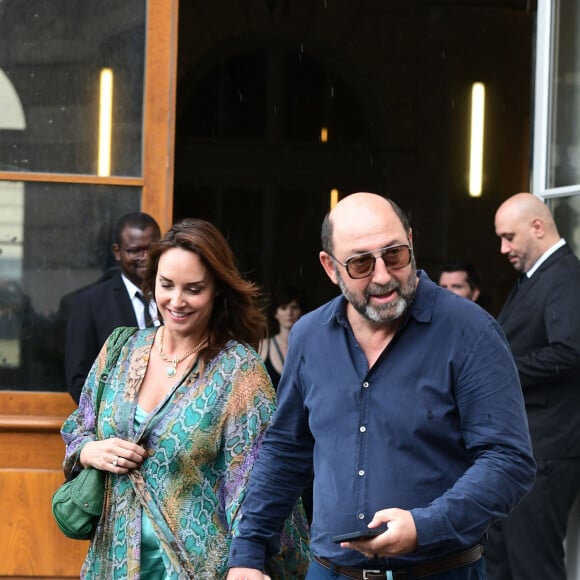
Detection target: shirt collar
<box><xmin>121</xmin><ymin>274</ymin><xmax>142</xmax><ymax>298</ymax></box>
<box><xmin>525</xmin><ymin>238</ymin><xmax>566</xmax><ymax>279</ymax></box>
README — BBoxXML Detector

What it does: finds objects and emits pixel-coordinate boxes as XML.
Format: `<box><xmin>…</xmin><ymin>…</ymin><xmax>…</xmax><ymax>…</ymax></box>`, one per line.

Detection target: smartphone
<box><xmin>332</xmin><ymin>528</ymin><xmax>385</xmax><ymax>543</ymax></box>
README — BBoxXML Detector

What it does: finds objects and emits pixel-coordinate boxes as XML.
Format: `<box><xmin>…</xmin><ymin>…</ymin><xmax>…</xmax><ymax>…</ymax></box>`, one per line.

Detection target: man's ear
<box><xmin>319</xmin><ymin>251</ymin><xmax>339</xmax><ymax>285</ymax></box>
<box><xmin>111</xmin><ymin>244</ymin><xmax>121</xmax><ymax>263</ymax></box>
<box><xmin>408</xmin><ymin>228</ymin><xmax>414</xmax><ymax>247</ymax></box>
<box><xmin>531</xmin><ymin>218</ymin><xmax>545</xmax><ymax>238</ymax></box>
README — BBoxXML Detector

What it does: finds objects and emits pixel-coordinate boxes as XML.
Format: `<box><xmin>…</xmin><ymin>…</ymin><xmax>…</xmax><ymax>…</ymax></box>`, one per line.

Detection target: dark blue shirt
<box><xmin>229</xmin><ymin>272</ymin><xmax>535</xmax><ymax>570</ymax></box>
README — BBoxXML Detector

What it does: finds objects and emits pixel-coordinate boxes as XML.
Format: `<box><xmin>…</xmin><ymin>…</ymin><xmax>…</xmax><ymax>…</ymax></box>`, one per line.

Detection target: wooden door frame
<box><xmin>142</xmin><ymin>0</ymin><xmax>178</xmax><ymax>232</ymax></box>
<box><xmin>0</xmin><ymin>1</ymin><xmax>178</xmax><ymax>576</ymax></box>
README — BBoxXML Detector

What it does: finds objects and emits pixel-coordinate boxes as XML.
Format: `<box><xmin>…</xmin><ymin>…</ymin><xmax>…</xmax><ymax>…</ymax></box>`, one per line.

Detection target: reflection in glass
<box><xmin>0</xmin><ymin>0</ymin><xmax>145</xmax><ymax>176</ymax></box>
<box><xmin>0</xmin><ymin>181</ymin><xmax>24</xmax><ymax>373</ymax></box>
<box><xmin>98</xmin><ymin>68</ymin><xmax>114</xmax><ymax>177</ymax></box>
<box><xmin>550</xmin><ymin>196</ymin><xmax>580</xmax><ymax>256</ymax></box>
<box><xmin>0</xmin><ymin>69</ymin><xmax>26</xmax><ymax>130</ymax></box>
<box><xmin>0</xmin><ymin>280</ymin><xmax>25</xmax><ymax>367</ymax></box>
<box><xmin>0</xmin><ymin>181</ymin><xmax>140</xmax><ymax>391</ymax></box>
<box><xmin>550</xmin><ymin>0</ymin><xmax>580</xmax><ymax>187</ymax></box>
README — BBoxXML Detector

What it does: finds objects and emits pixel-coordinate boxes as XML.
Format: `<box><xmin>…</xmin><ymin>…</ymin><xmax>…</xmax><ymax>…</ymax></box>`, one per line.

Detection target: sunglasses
<box><xmin>331</xmin><ymin>244</ymin><xmax>412</xmax><ymax>279</ymax></box>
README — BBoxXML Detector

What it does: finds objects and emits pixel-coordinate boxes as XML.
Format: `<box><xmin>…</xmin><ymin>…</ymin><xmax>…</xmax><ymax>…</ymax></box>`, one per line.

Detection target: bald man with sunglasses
<box><xmin>228</xmin><ymin>192</ymin><xmax>535</xmax><ymax>580</ymax></box>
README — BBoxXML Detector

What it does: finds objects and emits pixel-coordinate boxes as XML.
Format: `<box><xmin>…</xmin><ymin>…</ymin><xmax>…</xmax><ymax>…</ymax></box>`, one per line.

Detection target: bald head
<box><xmin>496</xmin><ymin>193</ymin><xmax>557</xmax><ymax>230</ymax></box>
<box><xmin>495</xmin><ymin>192</ymin><xmax>561</xmax><ymax>273</ymax></box>
<box><xmin>321</xmin><ymin>192</ymin><xmax>411</xmax><ymax>254</ymax></box>
<box><xmin>319</xmin><ymin>192</ymin><xmax>417</xmax><ymax>327</ymax></box>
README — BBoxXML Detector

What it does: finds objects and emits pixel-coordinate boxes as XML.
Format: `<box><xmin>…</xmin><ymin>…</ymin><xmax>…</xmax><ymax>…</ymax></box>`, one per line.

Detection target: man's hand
<box><xmin>340</xmin><ymin>508</ymin><xmax>418</xmax><ymax>559</ymax></box>
<box><xmin>225</xmin><ymin>568</ymin><xmax>271</xmax><ymax>580</ymax></box>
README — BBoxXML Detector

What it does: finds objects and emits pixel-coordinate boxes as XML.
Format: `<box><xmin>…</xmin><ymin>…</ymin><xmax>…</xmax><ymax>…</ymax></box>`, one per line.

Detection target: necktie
<box><xmin>514</xmin><ymin>273</ymin><xmax>529</xmax><ymax>295</ymax></box>
<box><xmin>136</xmin><ymin>291</ymin><xmax>154</xmax><ymax>328</ymax></box>
<box><xmin>502</xmin><ymin>274</ymin><xmax>529</xmax><ymax>314</ymax></box>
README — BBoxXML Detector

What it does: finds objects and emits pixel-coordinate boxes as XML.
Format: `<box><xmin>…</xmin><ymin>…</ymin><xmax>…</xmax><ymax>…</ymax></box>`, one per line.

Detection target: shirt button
<box><xmin>358</xmin><ymin>470</ymin><xmax>365</xmax><ymax>476</ymax></box>
<box><xmin>362</xmin><ymin>381</ymin><xmax>369</xmax><ymax>388</ymax></box>
<box><xmin>360</xmin><ymin>426</ymin><xmax>366</xmax><ymax>433</ymax></box>
<box><xmin>358</xmin><ymin>512</ymin><xmax>365</xmax><ymax>520</ymax></box>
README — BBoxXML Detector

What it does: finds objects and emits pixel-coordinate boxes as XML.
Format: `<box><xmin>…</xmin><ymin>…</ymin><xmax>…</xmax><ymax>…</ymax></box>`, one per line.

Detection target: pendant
<box><xmin>166</xmin><ymin>365</ymin><xmax>177</xmax><ymax>378</ymax></box>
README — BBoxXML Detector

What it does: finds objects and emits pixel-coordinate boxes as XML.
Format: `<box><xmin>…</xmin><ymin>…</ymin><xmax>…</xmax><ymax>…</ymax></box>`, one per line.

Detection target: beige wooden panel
<box><xmin>0</xmin><ymin>470</ymin><xmax>88</xmax><ymax>577</ymax></box>
<box><xmin>0</xmin><ymin>392</ymin><xmax>85</xmax><ymax>577</ymax></box>
<box><xmin>0</xmin><ymin>431</ymin><xmax>66</xmax><ymax>470</ymax></box>
<box><xmin>0</xmin><ymin>393</ymin><xmax>76</xmax><ymax>417</ymax></box>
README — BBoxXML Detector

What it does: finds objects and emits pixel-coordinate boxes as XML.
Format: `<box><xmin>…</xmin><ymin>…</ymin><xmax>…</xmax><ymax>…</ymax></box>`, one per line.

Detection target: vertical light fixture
<box><xmin>330</xmin><ymin>188</ymin><xmax>339</xmax><ymax>209</ymax></box>
<box><xmin>469</xmin><ymin>82</ymin><xmax>485</xmax><ymax>197</ymax></box>
<box><xmin>98</xmin><ymin>68</ymin><xmax>114</xmax><ymax>176</ymax></box>
<box><xmin>320</xmin><ymin>126</ymin><xmax>328</xmax><ymax>143</ymax></box>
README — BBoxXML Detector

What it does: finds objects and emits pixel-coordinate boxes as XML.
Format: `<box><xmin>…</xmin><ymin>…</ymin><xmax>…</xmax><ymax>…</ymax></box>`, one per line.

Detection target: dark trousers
<box><xmin>485</xmin><ymin>457</ymin><xmax>580</xmax><ymax>580</ymax></box>
<box><xmin>305</xmin><ymin>559</ymin><xmax>486</xmax><ymax>579</ymax></box>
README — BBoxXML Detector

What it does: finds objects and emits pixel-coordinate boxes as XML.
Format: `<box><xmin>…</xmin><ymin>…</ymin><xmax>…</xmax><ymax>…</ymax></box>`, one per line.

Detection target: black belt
<box><xmin>314</xmin><ymin>544</ymin><xmax>484</xmax><ymax>579</ymax></box>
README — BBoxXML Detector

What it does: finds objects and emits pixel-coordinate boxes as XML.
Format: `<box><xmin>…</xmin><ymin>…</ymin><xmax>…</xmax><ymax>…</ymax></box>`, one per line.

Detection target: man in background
<box><xmin>64</xmin><ymin>211</ymin><xmax>161</xmax><ymax>403</ymax></box>
<box><xmin>486</xmin><ymin>192</ymin><xmax>580</xmax><ymax>580</ymax></box>
<box><xmin>438</xmin><ymin>260</ymin><xmax>481</xmax><ymax>302</ymax></box>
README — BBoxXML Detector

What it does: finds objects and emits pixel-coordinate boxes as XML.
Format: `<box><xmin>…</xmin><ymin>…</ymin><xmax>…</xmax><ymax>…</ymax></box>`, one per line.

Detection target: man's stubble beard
<box><xmin>335</xmin><ymin>257</ymin><xmax>417</xmax><ymax>324</ymax></box>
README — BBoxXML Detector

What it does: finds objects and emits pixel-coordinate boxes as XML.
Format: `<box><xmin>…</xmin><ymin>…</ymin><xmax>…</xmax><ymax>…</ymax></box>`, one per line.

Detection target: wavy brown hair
<box><xmin>141</xmin><ymin>218</ymin><xmax>268</xmax><ymax>364</ymax></box>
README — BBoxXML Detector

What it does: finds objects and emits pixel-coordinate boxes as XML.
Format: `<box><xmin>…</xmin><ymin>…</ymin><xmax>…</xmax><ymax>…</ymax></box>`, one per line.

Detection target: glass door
<box><xmin>533</xmin><ymin>2</ymin><xmax>580</xmax><ymax>577</ymax></box>
<box><xmin>533</xmin><ymin>0</ymin><xmax>580</xmax><ymax>254</ymax></box>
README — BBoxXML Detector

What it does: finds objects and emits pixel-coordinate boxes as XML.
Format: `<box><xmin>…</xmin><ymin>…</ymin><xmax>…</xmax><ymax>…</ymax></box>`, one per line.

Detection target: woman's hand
<box><xmin>79</xmin><ymin>438</ymin><xmax>148</xmax><ymax>473</ymax></box>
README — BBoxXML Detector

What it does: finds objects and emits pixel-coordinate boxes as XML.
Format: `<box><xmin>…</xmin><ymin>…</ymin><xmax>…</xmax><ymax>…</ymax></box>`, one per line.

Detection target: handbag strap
<box><xmin>66</xmin><ymin>326</ymin><xmax>140</xmax><ymax>482</ymax></box>
<box><xmin>94</xmin><ymin>326</ymin><xmax>139</xmax><ymax>417</ymax></box>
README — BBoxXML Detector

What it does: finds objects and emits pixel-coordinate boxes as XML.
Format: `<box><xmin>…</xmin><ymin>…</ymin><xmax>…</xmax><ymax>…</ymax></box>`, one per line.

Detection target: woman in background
<box><xmin>260</xmin><ymin>285</ymin><xmax>305</xmax><ymax>389</ymax></box>
<box><xmin>60</xmin><ymin>218</ymin><xmax>310</xmax><ymax>579</ymax></box>
<box><xmin>260</xmin><ymin>284</ymin><xmax>313</xmax><ymax>523</ymax></box>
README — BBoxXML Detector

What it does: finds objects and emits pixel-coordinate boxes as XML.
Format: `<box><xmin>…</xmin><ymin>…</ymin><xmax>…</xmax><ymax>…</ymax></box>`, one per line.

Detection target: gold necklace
<box><xmin>158</xmin><ymin>326</ymin><xmax>207</xmax><ymax>378</ymax></box>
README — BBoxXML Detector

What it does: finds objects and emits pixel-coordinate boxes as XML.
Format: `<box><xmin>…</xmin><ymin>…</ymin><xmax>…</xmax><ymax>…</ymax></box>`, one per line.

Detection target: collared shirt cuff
<box><xmin>228</xmin><ymin>537</ymin><xmax>268</xmax><ymax>571</ymax></box>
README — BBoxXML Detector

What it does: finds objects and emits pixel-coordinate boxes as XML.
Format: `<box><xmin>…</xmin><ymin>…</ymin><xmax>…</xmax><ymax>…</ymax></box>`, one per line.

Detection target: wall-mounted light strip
<box><xmin>330</xmin><ymin>188</ymin><xmax>339</xmax><ymax>209</ymax></box>
<box><xmin>98</xmin><ymin>68</ymin><xmax>114</xmax><ymax>177</ymax></box>
<box><xmin>469</xmin><ymin>82</ymin><xmax>485</xmax><ymax>197</ymax></box>
<box><xmin>320</xmin><ymin>126</ymin><xmax>328</xmax><ymax>143</ymax></box>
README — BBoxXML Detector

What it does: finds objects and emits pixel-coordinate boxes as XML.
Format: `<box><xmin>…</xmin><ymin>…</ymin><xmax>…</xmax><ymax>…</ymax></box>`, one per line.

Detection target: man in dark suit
<box><xmin>64</xmin><ymin>212</ymin><xmax>161</xmax><ymax>403</ymax></box>
<box><xmin>486</xmin><ymin>192</ymin><xmax>580</xmax><ymax>579</ymax></box>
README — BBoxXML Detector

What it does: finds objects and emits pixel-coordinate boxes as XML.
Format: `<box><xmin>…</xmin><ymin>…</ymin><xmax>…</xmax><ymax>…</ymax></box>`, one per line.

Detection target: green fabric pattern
<box><xmin>61</xmin><ymin>327</ymin><xmax>311</xmax><ymax>579</ymax></box>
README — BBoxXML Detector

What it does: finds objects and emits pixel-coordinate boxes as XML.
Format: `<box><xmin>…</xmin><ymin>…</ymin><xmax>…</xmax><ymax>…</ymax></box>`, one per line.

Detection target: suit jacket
<box><xmin>65</xmin><ymin>271</ymin><xmax>138</xmax><ymax>403</ymax></box>
<box><xmin>498</xmin><ymin>244</ymin><xmax>580</xmax><ymax>459</ymax></box>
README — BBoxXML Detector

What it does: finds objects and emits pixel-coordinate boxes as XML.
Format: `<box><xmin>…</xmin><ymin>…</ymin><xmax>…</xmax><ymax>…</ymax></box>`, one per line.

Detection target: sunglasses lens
<box><xmin>343</xmin><ymin>245</ymin><xmax>411</xmax><ymax>278</ymax></box>
<box><xmin>347</xmin><ymin>255</ymin><xmax>375</xmax><ymax>278</ymax></box>
<box><xmin>384</xmin><ymin>246</ymin><xmax>410</xmax><ymax>269</ymax></box>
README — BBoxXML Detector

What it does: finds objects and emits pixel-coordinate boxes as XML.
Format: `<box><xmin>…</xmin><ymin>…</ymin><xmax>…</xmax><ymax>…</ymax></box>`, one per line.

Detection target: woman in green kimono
<box><xmin>61</xmin><ymin>218</ymin><xmax>311</xmax><ymax>579</ymax></box>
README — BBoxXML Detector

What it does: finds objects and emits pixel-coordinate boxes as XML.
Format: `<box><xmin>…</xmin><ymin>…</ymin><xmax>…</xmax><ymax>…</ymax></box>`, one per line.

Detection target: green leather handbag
<box><xmin>51</xmin><ymin>464</ymin><xmax>106</xmax><ymax>540</ymax></box>
<box><xmin>51</xmin><ymin>326</ymin><xmax>138</xmax><ymax>540</ymax></box>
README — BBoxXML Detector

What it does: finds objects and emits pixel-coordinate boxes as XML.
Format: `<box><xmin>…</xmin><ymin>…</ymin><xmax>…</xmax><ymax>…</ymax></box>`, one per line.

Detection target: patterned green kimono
<box><xmin>61</xmin><ymin>328</ymin><xmax>311</xmax><ymax>579</ymax></box>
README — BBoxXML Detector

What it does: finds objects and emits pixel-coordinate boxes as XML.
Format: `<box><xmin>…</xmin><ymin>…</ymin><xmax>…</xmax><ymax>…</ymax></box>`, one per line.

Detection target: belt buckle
<box><xmin>362</xmin><ymin>570</ymin><xmax>382</xmax><ymax>580</ymax></box>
